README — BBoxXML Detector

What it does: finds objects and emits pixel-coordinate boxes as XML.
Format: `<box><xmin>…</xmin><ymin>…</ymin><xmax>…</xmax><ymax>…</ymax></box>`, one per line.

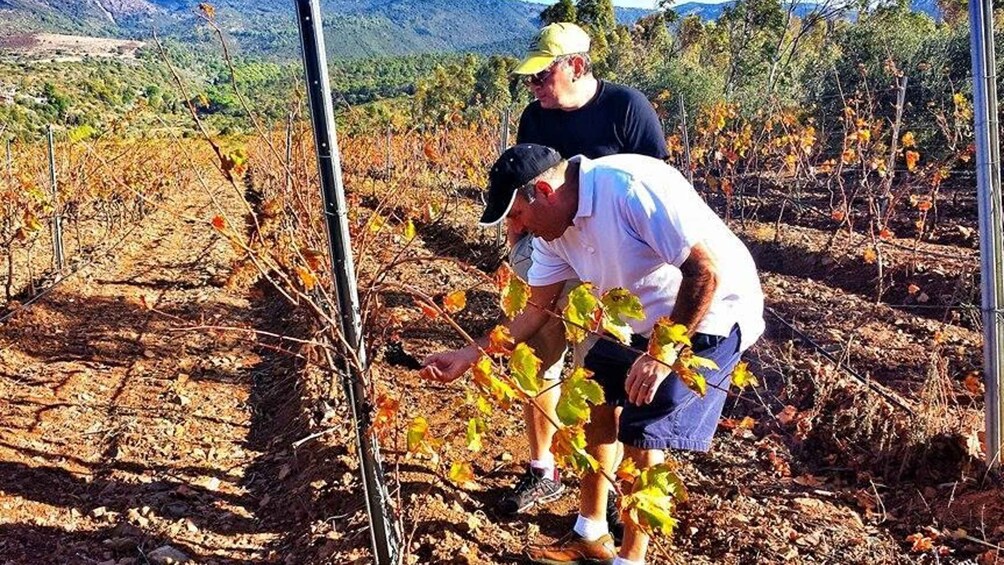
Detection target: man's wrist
<box><xmin>461</xmin><ymin>344</ymin><xmax>481</xmax><ymax>364</ymax></box>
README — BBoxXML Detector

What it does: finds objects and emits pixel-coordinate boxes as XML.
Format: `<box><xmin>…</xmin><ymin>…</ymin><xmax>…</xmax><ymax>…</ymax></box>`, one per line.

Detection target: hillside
<box><xmin>0</xmin><ymin>0</ymin><xmax>651</xmax><ymax>60</ymax></box>
<box><xmin>0</xmin><ymin>33</ymin><xmax>144</xmax><ymax>61</ymax></box>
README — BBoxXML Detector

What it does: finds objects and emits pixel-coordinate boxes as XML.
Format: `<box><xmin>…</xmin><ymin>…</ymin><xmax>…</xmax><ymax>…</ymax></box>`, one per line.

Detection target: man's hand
<box><xmin>625</xmin><ymin>354</ymin><xmax>672</xmax><ymax>406</ymax></box>
<box><xmin>420</xmin><ymin>346</ymin><xmax>479</xmax><ymax>383</ymax></box>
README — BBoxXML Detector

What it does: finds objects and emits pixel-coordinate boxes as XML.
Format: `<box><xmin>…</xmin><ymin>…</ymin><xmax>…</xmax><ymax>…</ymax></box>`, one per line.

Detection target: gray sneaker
<box><xmin>605</xmin><ymin>495</ymin><xmax>624</xmax><ymax>543</ymax></box>
<box><xmin>497</xmin><ymin>467</ymin><xmax>565</xmax><ymax>514</ymax></box>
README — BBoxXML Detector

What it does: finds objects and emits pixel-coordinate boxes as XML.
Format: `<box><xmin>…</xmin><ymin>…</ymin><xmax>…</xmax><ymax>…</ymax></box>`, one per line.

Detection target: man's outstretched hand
<box><xmin>420</xmin><ymin>346</ymin><xmax>479</xmax><ymax>383</ymax></box>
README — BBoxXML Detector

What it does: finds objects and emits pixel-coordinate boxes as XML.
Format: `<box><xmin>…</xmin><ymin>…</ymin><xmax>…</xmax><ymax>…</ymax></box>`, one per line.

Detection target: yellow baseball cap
<box><xmin>513</xmin><ymin>22</ymin><xmax>591</xmax><ymax>75</ymax></box>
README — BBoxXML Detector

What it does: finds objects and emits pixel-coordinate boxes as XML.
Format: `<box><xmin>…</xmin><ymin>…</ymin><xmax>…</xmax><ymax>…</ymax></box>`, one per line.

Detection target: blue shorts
<box><xmin>582</xmin><ymin>325</ymin><xmax>742</xmax><ymax>451</ymax></box>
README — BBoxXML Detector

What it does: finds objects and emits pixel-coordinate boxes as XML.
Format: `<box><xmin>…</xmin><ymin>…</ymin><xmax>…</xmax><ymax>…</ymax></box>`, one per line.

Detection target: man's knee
<box><xmin>529</xmin><ymin>317</ymin><xmax>567</xmax><ymax>369</ymax></box>
<box><xmin>584</xmin><ymin>405</ymin><xmax>619</xmax><ymax>446</ymax></box>
<box><xmin>623</xmin><ymin>445</ymin><xmax>664</xmax><ymax>468</ymax></box>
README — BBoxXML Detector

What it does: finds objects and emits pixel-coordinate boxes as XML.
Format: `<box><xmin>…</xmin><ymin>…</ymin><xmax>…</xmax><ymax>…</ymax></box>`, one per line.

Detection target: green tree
<box><xmin>414</xmin><ymin>54</ymin><xmax>479</xmax><ymax>125</ymax></box>
<box><xmin>605</xmin><ymin>25</ymin><xmax>636</xmax><ymax>82</ymax></box>
<box><xmin>711</xmin><ymin>0</ymin><xmax>786</xmax><ymax>100</ymax></box>
<box><xmin>541</xmin><ymin>0</ymin><xmax>577</xmax><ymax>25</ymax></box>
<box><xmin>576</xmin><ymin>0</ymin><xmax>616</xmax><ymax>36</ymax></box>
<box><xmin>474</xmin><ymin>55</ymin><xmax>517</xmax><ymax>113</ymax></box>
<box><xmin>41</xmin><ymin>82</ymin><xmax>71</xmax><ymax>120</ymax></box>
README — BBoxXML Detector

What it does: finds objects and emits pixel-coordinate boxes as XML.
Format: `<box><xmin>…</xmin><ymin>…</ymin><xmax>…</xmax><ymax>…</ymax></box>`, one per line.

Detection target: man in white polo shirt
<box><xmin>421</xmin><ymin>144</ymin><xmax>764</xmax><ymax>565</ymax></box>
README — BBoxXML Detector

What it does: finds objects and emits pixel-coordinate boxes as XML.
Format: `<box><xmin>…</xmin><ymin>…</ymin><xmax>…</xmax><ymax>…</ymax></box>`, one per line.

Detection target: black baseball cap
<box><xmin>479</xmin><ymin>144</ymin><xmax>562</xmax><ymax>227</ymax></box>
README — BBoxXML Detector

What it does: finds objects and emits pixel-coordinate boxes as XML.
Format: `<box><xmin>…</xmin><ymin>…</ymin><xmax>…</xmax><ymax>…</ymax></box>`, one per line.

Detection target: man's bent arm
<box><xmin>421</xmin><ymin>280</ymin><xmax>566</xmax><ymax>382</ymax></box>
<box><xmin>670</xmin><ymin>243</ymin><xmax>719</xmax><ymax>333</ymax></box>
<box><xmin>475</xmin><ymin>280</ymin><xmax>564</xmax><ymax>349</ymax></box>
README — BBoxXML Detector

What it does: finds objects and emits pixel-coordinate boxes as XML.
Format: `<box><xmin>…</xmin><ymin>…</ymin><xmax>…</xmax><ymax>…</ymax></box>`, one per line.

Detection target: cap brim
<box><xmin>478</xmin><ymin>190</ymin><xmax>519</xmax><ymax>227</ymax></box>
<box><xmin>513</xmin><ymin>54</ymin><xmax>555</xmax><ymax>75</ymax></box>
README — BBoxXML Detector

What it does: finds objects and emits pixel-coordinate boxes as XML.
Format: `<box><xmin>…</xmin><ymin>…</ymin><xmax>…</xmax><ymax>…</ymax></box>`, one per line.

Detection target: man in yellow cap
<box><xmin>497</xmin><ymin>20</ymin><xmax>669</xmax><ymax>540</ymax></box>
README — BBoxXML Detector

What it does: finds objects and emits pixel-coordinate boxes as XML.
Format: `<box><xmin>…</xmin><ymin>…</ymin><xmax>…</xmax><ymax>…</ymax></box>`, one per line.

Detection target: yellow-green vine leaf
<box><xmin>497</xmin><ymin>263</ymin><xmax>529</xmax><ymax>318</ymax></box>
<box><xmin>472</xmin><ymin>356</ymin><xmax>518</xmax><ymax>409</ymax></box>
<box><xmin>466</xmin><ymin>417</ymin><xmax>485</xmax><ymax>452</ymax></box>
<box><xmin>448</xmin><ymin>461</ymin><xmax>475</xmax><ymax>485</ymax></box>
<box><xmin>556</xmin><ymin>367</ymin><xmax>605</xmax><ymax>427</ymax></box>
<box><xmin>510</xmin><ymin>343</ymin><xmax>542</xmax><ymax>395</ymax></box>
<box><xmin>730</xmin><ymin>361</ymin><xmax>759</xmax><ymax>389</ymax></box>
<box><xmin>600</xmin><ymin>288</ymin><xmax>645</xmax><ymax>344</ymax></box>
<box><xmin>551</xmin><ymin>425</ymin><xmax>599</xmax><ymax>474</ymax></box>
<box><xmin>621</xmin><ymin>462</ymin><xmax>688</xmax><ymax>537</ymax></box>
<box><xmin>563</xmin><ymin>283</ymin><xmax>601</xmax><ymax>344</ymax></box>
<box><xmin>648</xmin><ymin>318</ymin><xmax>688</xmax><ymax>365</ymax></box>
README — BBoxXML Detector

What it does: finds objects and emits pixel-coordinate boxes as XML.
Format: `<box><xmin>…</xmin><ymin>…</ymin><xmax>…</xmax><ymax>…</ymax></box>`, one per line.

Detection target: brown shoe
<box><xmin>526</xmin><ymin>531</ymin><xmax>616</xmax><ymax>565</ymax></box>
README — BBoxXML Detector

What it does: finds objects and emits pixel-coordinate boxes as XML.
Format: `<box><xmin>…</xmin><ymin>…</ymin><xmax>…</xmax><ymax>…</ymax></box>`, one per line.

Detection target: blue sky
<box><xmin>524</xmin><ymin>0</ymin><xmax>728</xmax><ymax>6</ymax></box>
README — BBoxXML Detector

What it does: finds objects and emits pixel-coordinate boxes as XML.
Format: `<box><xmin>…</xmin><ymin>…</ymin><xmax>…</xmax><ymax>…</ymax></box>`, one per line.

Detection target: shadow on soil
<box><xmin>745</xmin><ymin>237</ymin><xmax>980</xmax><ymax>331</ymax></box>
<box><xmin>241</xmin><ymin>279</ymin><xmax>375</xmax><ymax>563</ymax></box>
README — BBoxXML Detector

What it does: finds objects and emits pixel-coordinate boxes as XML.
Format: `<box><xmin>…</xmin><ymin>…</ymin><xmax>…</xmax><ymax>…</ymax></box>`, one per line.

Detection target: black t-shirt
<box><xmin>516</xmin><ymin>80</ymin><xmax>669</xmax><ymax>160</ymax></box>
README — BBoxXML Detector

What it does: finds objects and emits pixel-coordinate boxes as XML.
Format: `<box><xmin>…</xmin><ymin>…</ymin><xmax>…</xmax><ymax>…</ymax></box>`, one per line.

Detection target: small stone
<box><xmin>175</xmin><ymin>485</ymin><xmax>197</xmax><ymax>498</ymax></box>
<box><xmin>103</xmin><ymin>537</ymin><xmax>138</xmax><ymax>552</ymax></box>
<box><xmin>162</xmin><ymin>501</ymin><xmax>189</xmax><ymax>517</ymax></box>
<box><xmin>147</xmin><ymin>545</ymin><xmax>191</xmax><ymax>564</ymax></box>
<box><xmin>91</xmin><ymin>506</ymin><xmax>107</xmax><ymax>518</ymax></box>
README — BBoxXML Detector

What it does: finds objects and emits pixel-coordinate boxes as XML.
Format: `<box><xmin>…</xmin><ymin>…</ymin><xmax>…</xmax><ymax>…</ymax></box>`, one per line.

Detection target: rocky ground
<box><xmin>0</xmin><ymin>160</ymin><xmax>1000</xmax><ymax>564</ymax></box>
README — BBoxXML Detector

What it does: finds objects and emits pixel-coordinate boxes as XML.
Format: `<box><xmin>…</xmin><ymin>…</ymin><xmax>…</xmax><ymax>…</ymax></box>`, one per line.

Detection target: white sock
<box><xmin>530</xmin><ymin>458</ymin><xmax>555</xmax><ymax>478</ymax></box>
<box><xmin>613</xmin><ymin>557</ymin><xmax>644</xmax><ymax>565</ymax></box>
<box><xmin>573</xmin><ymin>514</ymin><xmax>608</xmax><ymax>541</ymax></box>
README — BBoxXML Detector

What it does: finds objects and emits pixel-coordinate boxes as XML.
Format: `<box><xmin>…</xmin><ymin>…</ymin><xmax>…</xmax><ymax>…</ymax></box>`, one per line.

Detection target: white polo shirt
<box><xmin>527</xmin><ymin>154</ymin><xmax>764</xmax><ymax>351</ymax></box>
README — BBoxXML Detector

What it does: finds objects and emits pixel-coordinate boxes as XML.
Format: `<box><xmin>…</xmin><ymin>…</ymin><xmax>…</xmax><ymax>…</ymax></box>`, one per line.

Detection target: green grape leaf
<box><xmin>621</xmin><ymin>462</ymin><xmax>688</xmax><ymax>537</ymax></box>
<box><xmin>648</xmin><ymin>317</ymin><xmax>688</xmax><ymax>364</ymax></box>
<box><xmin>403</xmin><ymin>219</ymin><xmax>416</xmax><ymax>241</ymax></box>
<box><xmin>556</xmin><ymin>367</ymin><xmax>605</xmax><ymax>427</ymax></box>
<box><xmin>472</xmin><ymin>356</ymin><xmax>518</xmax><ymax>409</ymax></box>
<box><xmin>497</xmin><ymin>263</ymin><xmax>529</xmax><ymax>318</ymax></box>
<box><xmin>600</xmin><ymin>288</ymin><xmax>646</xmax><ymax>344</ymax></box>
<box><xmin>475</xmin><ymin>394</ymin><xmax>493</xmax><ymax>415</ymax></box>
<box><xmin>407</xmin><ymin>416</ymin><xmax>429</xmax><ymax>454</ymax></box>
<box><xmin>510</xmin><ymin>343</ymin><xmax>542</xmax><ymax>395</ymax></box>
<box><xmin>563</xmin><ymin>283</ymin><xmax>602</xmax><ymax>344</ymax></box>
<box><xmin>448</xmin><ymin>461</ymin><xmax>475</xmax><ymax>485</ymax></box>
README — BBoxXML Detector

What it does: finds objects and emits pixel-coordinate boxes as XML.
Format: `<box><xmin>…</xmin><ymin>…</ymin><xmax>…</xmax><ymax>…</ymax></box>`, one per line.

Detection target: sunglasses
<box><xmin>524</xmin><ymin>59</ymin><xmax>565</xmax><ymax>86</ymax></box>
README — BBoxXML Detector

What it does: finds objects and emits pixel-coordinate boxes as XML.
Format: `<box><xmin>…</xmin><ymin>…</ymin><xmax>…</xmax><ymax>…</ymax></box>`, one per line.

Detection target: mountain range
<box><xmin>0</xmin><ymin>0</ymin><xmax>650</xmax><ymax>59</ymax></box>
<box><xmin>0</xmin><ymin>0</ymin><xmax>943</xmax><ymax>60</ymax></box>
